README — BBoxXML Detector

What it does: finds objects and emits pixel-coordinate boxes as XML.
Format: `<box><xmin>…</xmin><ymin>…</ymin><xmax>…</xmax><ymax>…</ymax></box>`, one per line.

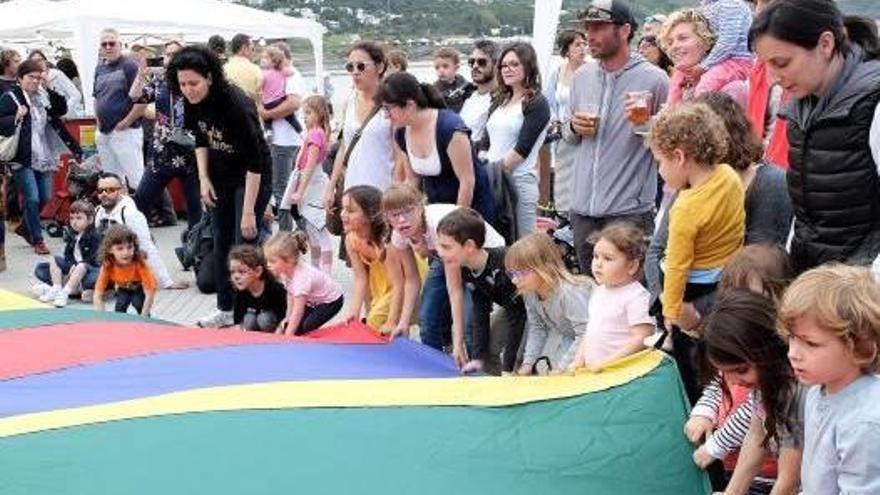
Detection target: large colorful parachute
<box><xmin>0</xmin><ymin>290</ymin><xmax>710</xmax><ymax>494</ymax></box>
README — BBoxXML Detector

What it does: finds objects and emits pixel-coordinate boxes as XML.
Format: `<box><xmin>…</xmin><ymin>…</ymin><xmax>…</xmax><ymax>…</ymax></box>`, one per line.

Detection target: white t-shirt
<box><xmin>583</xmin><ymin>281</ymin><xmax>654</xmax><ymax>365</ymax></box>
<box><xmin>271</xmin><ymin>70</ymin><xmax>307</xmax><ymax>147</ymax></box>
<box><xmin>870</xmin><ymin>102</ymin><xmax>880</xmax><ymax>175</ymax></box>
<box><xmin>342</xmin><ymin>98</ymin><xmax>395</xmax><ymax>191</ymax></box>
<box><xmin>459</xmin><ymin>90</ymin><xmax>493</xmax><ymax>143</ymax></box>
<box><xmin>391</xmin><ymin>203</ymin><xmax>505</xmax><ymax>253</ymax></box>
<box><xmin>485</xmin><ymin>101</ymin><xmax>546</xmax><ymax>177</ymax></box>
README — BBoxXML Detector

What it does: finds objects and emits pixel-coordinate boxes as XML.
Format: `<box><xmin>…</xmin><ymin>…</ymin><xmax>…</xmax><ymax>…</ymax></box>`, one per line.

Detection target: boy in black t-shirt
<box><xmin>229</xmin><ymin>245</ymin><xmax>287</xmax><ymax>332</ymax></box>
<box><xmin>436</xmin><ymin>208</ymin><xmax>526</xmax><ymax>374</ymax></box>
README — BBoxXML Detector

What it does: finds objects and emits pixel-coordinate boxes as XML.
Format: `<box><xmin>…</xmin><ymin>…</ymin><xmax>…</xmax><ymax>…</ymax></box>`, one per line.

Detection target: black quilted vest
<box><xmin>783</xmin><ymin>49</ymin><xmax>880</xmax><ymax>272</ymax></box>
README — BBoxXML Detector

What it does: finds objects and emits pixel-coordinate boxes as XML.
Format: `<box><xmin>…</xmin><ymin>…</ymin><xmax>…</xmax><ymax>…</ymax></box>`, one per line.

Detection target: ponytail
<box><xmin>844</xmin><ymin>15</ymin><xmax>880</xmax><ymax>60</ymax></box>
<box><xmin>418</xmin><ymin>82</ymin><xmax>446</xmax><ymax>109</ymax></box>
<box><xmin>264</xmin><ymin>230</ymin><xmax>309</xmax><ymax>263</ymax></box>
<box><xmin>376</xmin><ymin>72</ymin><xmax>447</xmax><ymax>110</ymax></box>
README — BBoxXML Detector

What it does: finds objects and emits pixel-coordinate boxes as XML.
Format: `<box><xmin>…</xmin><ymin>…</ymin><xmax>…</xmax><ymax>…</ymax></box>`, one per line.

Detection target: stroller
<box><xmin>40</xmin><ymin>156</ymin><xmax>101</xmax><ymax>238</ymax></box>
<box><xmin>535</xmin><ymin>206</ymin><xmax>581</xmax><ymax>275</ymax></box>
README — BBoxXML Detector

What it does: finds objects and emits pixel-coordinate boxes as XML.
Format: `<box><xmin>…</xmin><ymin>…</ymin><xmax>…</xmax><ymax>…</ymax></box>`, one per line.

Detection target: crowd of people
<box><xmin>1</xmin><ymin>0</ymin><xmax>880</xmax><ymax>492</ymax></box>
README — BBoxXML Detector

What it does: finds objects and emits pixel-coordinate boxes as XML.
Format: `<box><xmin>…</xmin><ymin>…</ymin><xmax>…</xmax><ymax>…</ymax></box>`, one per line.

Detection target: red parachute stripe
<box><xmin>0</xmin><ymin>320</ymin><xmax>386</xmax><ymax>380</ymax></box>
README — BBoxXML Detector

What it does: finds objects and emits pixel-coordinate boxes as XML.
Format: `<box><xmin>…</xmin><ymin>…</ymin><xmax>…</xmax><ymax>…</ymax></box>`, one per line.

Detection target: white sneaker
<box><xmin>31</xmin><ymin>282</ymin><xmax>51</xmax><ymax>297</ymax></box>
<box><xmin>39</xmin><ymin>285</ymin><xmax>61</xmax><ymax>303</ymax></box>
<box><xmin>197</xmin><ymin>309</ymin><xmax>234</xmax><ymax>328</ymax></box>
<box><xmin>53</xmin><ymin>289</ymin><xmax>70</xmax><ymax>308</ymax></box>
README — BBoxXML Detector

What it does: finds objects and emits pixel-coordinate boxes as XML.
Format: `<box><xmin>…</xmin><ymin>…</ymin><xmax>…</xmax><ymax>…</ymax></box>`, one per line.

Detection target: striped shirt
<box><xmin>690</xmin><ymin>376</ymin><xmax>754</xmax><ymax>460</ymax></box>
<box><xmin>700</xmin><ymin>0</ymin><xmax>754</xmax><ymax>69</ymax></box>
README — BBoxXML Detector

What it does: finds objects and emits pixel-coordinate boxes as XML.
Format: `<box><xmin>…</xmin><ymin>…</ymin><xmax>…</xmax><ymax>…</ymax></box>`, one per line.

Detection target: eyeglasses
<box><xmin>385</xmin><ymin>206</ymin><xmax>417</xmax><ymax>220</ymax></box>
<box><xmin>101</xmin><ymin>41</ymin><xmax>118</xmax><ymax>48</ymax></box>
<box><xmin>97</xmin><ymin>186</ymin><xmax>121</xmax><ymax>194</ymax></box>
<box><xmin>506</xmin><ymin>268</ymin><xmax>532</xmax><ymax>280</ymax></box>
<box><xmin>467</xmin><ymin>57</ymin><xmax>490</xmax><ymax>68</ymax></box>
<box><xmin>380</xmin><ymin>103</ymin><xmax>401</xmax><ymax>115</ymax></box>
<box><xmin>500</xmin><ymin>61</ymin><xmax>521</xmax><ymax>71</ymax></box>
<box><xmin>345</xmin><ymin>61</ymin><xmax>372</xmax><ymax>74</ymax></box>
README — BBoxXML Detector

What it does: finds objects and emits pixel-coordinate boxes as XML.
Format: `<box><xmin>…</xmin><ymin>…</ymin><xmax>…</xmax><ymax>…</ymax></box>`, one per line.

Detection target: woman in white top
<box><xmin>324</xmin><ymin>41</ymin><xmax>397</xmax><ymax>211</ymax></box>
<box><xmin>543</xmin><ymin>31</ymin><xmax>587</xmax><ymax>214</ymax></box>
<box><xmin>484</xmin><ymin>42</ymin><xmax>551</xmax><ymax>239</ymax></box>
<box><xmin>28</xmin><ymin>50</ymin><xmax>84</xmax><ymax>119</ymax></box>
<box><xmin>377</xmin><ymin>72</ymin><xmax>495</xmax><ymax>223</ymax></box>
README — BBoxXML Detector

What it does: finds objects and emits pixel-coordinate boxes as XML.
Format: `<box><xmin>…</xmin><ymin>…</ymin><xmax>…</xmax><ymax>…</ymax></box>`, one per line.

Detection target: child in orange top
<box><xmin>93</xmin><ymin>224</ymin><xmax>157</xmax><ymax>316</ymax></box>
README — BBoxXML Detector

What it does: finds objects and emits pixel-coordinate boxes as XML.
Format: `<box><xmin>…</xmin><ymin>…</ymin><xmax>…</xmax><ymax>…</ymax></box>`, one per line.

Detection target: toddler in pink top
<box><xmin>570</xmin><ymin>223</ymin><xmax>655</xmax><ymax>373</ymax></box>
<box><xmin>260</xmin><ymin>45</ymin><xmax>301</xmax><ymax>132</ymax></box>
<box><xmin>264</xmin><ymin>231</ymin><xmax>343</xmax><ymax>336</ymax></box>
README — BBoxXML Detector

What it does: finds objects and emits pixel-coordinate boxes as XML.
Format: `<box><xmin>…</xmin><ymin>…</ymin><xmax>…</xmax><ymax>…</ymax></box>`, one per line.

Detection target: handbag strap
<box><xmin>340</xmin><ymin>102</ymin><xmax>382</xmax><ymax>171</ymax></box>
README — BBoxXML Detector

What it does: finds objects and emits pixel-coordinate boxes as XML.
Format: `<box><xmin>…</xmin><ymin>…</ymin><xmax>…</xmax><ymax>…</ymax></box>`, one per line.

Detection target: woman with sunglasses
<box><xmin>166</xmin><ymin>45</ymin><xmax>272</xmax><ymax>328</ymax></box>
<box><xmin>0</xmin><ymin>58</ymin><xmax>83</xmax><ymax>255</ymax></box>
<box><xmin>323</xmin><ymin>42</ymin><xmax>397</xmax><ymax>214</ymax></box>
<box><xmin>637</xmin><ymin>35</ymin><xmax>673</xmax><ymax>74</ymax></box>
<box><xmin>377</xmin><ymin>72</ymin><xmax>495</xmax><ymax>222</ymax></box>
<box><xmin>544</xmin><ymin>30</ymin><xmax>588</xmax><ymax>214</ymax></box>
<box><xmin>484</xmin><ymin>42</ymin><xmax>551</xmax><ymax>239</ymax></box>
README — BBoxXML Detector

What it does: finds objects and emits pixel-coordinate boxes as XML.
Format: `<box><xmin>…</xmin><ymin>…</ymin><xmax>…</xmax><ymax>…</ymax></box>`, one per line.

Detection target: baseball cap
<box><xmin>579</xmin><ymin>0</ymin><xmax>638</xmax><ymax>27</ymax></box>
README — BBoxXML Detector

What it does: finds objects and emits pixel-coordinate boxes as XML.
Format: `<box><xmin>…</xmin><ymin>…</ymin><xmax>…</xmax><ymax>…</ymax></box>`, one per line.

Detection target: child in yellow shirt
<box><xmin>647</xmin><ymin>102</ymin><xmax>745</xmax><ymax>401</ymax></box>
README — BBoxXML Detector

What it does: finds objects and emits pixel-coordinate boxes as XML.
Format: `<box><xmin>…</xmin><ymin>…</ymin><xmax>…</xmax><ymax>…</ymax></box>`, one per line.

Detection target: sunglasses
<box><xmin>97</xmin><ymin>186</ymin><xmax>121</xmax><ymax>194</ymax></box>
<box><xmin>101</xmin><ymin>41</ymin><xmax>118</xmax><ymax>48</ymax></box>
<box><xmin>506</xmin><ymin>268</ymin><xmax>532</xmax><ymax>280</ymax></box>
<box><xmin>345</xmin><ymin>61</ymin><xmax>372</xmax><ymax>74</ymax></box>
<box><xmin>500</xmin><ymin>61</ymin><xmax>521</xmax><ymax>71</ymax></box>
<box><xmin>467</xmin><ymin>57</ymin><xmax>490</xmax><ymax>68</ymax></box>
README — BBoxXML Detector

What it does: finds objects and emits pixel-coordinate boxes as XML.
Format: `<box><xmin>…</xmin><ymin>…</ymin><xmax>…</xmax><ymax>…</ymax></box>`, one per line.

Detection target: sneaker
<box><xmin>53</xmin><ymin>289</ymin><xmax>70</xmax><ymax>308</ymax></box>
<box><xmin>197</xmin><ymin>309</ymin><xmax>234</xmax><ymax>328</ymax></box>
<box><xmin>33</xmin><ymin>241</ymin><xmax>50</xmax><ymax>255</ymax></box>
<box><xmin>39</xmin><ymin>285</ymin><xmax>61</xmax><ymax>303</ymax></box>
<box><xmin>31</xmin><ymin>282</ymin><xmax>51</xmax><ymax>297</ymax></box>
<box><xmin>80</xmin><ymin>290</ymin><xmax>94</xmax><ymax>303</ymax></box>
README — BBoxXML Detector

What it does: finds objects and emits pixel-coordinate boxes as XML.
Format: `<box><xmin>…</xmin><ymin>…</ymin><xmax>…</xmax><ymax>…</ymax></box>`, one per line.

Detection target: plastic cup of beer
<box><xmin>626</xmin><ymin>91</ymin><xmax>652</xmax><ymax>125</ymax></box>
<box><xmin>578</xmin><ymin>102</ymin><xmax>600</xmax><ymax>133</ymax></box>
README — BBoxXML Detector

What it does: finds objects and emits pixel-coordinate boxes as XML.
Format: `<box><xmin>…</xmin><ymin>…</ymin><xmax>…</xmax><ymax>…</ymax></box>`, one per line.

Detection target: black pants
<box><xmin>135</xmin><ymin>166</ymin><xmax>203</xmax><ymax>229</ymax></box>
<box><xmin>213</xmin><ymin>180</ymin><xmax>271</xmax><ymax>311</ymax></box>
<box><xmin>571</xmin><ymin>210</ymin><xmax>655</xmax><ymax>276</ymax></box>
<box><xmin>295</xmin><ymin>295</ymin><xmax>344</xmax><ymax>335</ymax></box>
<box><xmin>116</xmin><ymin>286</ymin><xmax>146</xmax><ymax>314</ymax></box>
<box><xmin>472</xmin><ymin>293</ymin><xmax>526</xmax><ymax>373</ymax></box>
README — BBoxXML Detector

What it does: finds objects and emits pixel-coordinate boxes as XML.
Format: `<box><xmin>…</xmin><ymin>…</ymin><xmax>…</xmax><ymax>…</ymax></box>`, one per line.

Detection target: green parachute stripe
<box><xmin>0</xmin><ymin>357</ymin><xmax>710</xmax><ymax>494</ymax></box>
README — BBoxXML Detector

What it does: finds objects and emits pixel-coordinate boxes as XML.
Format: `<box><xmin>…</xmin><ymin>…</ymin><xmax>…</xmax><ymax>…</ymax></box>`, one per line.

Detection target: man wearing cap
<box><xmin>562</xmin><ymin>0</ymin><xmax>669</xmax><ymax>274</ymax></box>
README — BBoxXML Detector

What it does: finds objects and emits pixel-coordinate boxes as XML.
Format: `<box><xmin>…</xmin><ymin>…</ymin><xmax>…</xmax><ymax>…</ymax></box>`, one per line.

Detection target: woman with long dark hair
<box><xmin>166</xmin><ymin>45</ymin><xmax>272</xmax><ymax>328</ymax></box>
<box><xmin>750</xmin><ymin>0</ymin><xmax>880</xmax><ymax>273</ymax></box>
<box><xmin>484</xmin><ymin>42</ymin><xmax>550</xmax><ymax>239</ymax></box>
<box><xmin>377</xmin><ymin>72</ymin><xmax>494</xmax><ymax>221</ymax></box>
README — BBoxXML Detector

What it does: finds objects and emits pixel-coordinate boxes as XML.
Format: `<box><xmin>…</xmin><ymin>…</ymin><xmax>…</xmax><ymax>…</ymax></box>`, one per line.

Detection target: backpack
<box><xmin>175</xmin><ymin>210</ymin><xmax>216</xmax><ymax>294</ymax></box>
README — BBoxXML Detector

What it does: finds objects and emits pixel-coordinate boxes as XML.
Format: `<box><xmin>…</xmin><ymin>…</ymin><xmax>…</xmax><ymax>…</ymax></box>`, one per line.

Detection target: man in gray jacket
<box><xmin>563</xmin><ymin>0</ymin><xmax>669</xmax><ymax>274</ymax></box>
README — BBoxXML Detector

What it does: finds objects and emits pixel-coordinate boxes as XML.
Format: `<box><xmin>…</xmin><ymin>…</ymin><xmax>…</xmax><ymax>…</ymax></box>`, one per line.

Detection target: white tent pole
<box><xmin>74</xmin><ymin>17</ymin><xmax>99</xmax><ymax>115</ymax></box>
<box><xmin>532</xmin><ymin>0</ymin><xmax>564</xmax><ymax>82</ymax></box>
<box><xmin>312</xmin><ymin>32</ymin><xmax>324</xmax><ymax>95</ymax></box>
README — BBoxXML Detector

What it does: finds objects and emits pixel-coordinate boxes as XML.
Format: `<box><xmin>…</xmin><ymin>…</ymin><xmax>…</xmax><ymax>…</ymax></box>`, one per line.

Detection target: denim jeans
<box><xmin>512</xmin><ymin>172</ymin><xmax>539</xmax><ymax>239</ymax></box>
<box><xmin>213</xmin><ymin>180</ymin><xmax>272</xmax><ymax>311</ymax></box>
<box><xmin>12</xmin><ymin>167</ymin><xmax>54</xmax><ymax>244</ymax></box>
<box><xmin>134</xmin><ymin>167</ymin><xmax>202</xmax><ymax>229</ymax></box>
<box><xmin>270</xmin><ymin>144</ymin><xmax>299</xmax><ymax>208</ymax></box>
<box><xmin>34</xmin><ymin>256</ymin><xmax>100</xmax><ymax>290</ymax></box>
<box><xmin>419</xmin><ymin>257</ymin><xmax>473</xmax><ymax>353</ymax></box>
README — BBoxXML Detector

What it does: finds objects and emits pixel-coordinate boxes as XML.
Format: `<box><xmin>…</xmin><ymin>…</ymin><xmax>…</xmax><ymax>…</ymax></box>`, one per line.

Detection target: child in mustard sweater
<box><xmin>647</xmin><ymin>102</ymin><xmax>744</xmax><ymax>402</ymax></box>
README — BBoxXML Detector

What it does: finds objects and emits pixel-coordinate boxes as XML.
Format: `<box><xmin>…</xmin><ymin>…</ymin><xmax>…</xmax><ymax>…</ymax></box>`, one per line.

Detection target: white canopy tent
<box><xmin>0</xmin><ymin>0</ymin><xmax>326</xmax><ymax>113</ymax></box>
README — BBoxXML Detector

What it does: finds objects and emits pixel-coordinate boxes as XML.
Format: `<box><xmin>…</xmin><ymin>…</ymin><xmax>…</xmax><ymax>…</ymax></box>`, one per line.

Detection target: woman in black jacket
<box><xmin>166</xmin><ymin>46</ymin><xmax>272</xmax><ymax>328</ymax></box>
<box><xmin>0</xmin><ymin>58</ymin><xmax>82</xmax><ymax>254</ymax></box>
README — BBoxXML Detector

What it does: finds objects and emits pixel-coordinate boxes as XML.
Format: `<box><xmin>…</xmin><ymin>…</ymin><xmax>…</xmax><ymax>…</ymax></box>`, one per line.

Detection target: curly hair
<box><xmin>779</xmin><ymin>264</ymin><xmax>880</xmax><ymax>373</ymax></box>
<box><xmin>165</xmin><ymin>45</ymin><xmax>228</xmax><ymax>97</ymax></box>
<box><xmin>694</xmin><ymin>92</ymin><xmax>764</xmax><ymax>171</ymax></box>
<box><xmin>647</xmin><ymin>102</ymin><xmax>729</xmax><ymax>166</ymax></box>
<box><xmin>99</xmin><ymin>225</ymin><xmax>145</xmax><ymax>266</ymax></box>
<box><xmin>660</xmin><ymin>8</ymin><xmax>717</xmax><ymax>54</ymax></box>
<box><xmin>719</xmin><ymin>244</ymin><xmax>792</xmax><ymax>304</ymax></box>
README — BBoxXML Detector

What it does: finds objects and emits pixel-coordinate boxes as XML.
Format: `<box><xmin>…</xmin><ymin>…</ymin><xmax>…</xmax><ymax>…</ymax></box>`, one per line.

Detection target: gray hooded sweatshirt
<box><xmin>563</xmin><ymin>53</ymin><xmax>669</xmax><ymax>218</ymax></box>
